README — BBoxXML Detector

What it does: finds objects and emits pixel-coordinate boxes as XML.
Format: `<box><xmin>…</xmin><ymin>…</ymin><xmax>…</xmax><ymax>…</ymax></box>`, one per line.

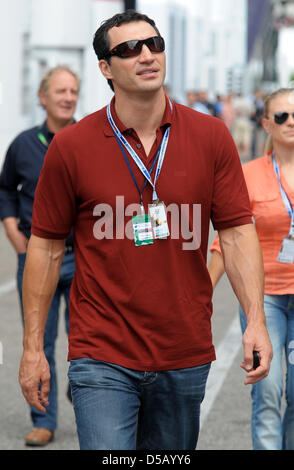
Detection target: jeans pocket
<box><xmin>68</xmin><ymin>358</ymin><xmax>99</xmax><ymax>386</ymax></box>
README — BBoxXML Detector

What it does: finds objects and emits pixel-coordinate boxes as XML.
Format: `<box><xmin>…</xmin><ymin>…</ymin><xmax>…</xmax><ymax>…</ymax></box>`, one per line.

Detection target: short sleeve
<box><xmin>210</xmin><ymin>123</ymin><xmax>252</xmax><ymax>230</ymax></box>
<box><xmin>31</xmin><ymin>137</ymin><xmax>76</xmax><ymax>239</ymax></box>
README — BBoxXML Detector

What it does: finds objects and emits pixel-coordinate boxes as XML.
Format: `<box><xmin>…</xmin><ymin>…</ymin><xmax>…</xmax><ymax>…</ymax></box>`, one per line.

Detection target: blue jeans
<box><xmin>240</xmin><ymin>294</ymin><xmax>294</xmax><ymax>450</ymax></box>
<box><xmin>17</xmin><ymin>251</ymin><xmax>75</xmax><ymax>431</ymax></box>
<box><xmin>68</xmin><ymin>358</ymin><xmax>211</xmax><ymax>450</ymax></box>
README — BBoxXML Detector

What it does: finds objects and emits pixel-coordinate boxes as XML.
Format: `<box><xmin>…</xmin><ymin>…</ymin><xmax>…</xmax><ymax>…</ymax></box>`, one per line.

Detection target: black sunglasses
<box><xmin>103</xmin><ymin>36</ymin><xmax>165</xmax><ymax>59</ymax></box>
<box><xmin>274</xmin><ymin>111</ymin><xmax>294</xmax><ymax>125</ymax></box>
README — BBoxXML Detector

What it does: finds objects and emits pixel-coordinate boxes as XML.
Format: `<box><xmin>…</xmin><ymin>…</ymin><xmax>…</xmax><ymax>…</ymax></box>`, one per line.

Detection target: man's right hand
<box><xmin>19</xmin><ymin>350</ymin><xmax>50</xmax><ymax>413</ymax></box>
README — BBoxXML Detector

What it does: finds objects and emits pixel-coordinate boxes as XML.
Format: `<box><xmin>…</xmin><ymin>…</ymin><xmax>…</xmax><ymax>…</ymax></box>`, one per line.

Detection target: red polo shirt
<box><xmin>31</xmin><ymin>97</ymin><xmax>252</xmax><ymax>370</ymax></box>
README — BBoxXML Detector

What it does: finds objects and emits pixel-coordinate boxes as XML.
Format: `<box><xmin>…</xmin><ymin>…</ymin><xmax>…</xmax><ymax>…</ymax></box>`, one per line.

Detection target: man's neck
<box><xmin>46</xmin><ymin>116</ymin><xmax>73</xmax><ymax>134</ymax></box>
<box><xmin>114</xmin><ymin>89</ymin><xmax>166</xmax><ymax>137</ymax></box>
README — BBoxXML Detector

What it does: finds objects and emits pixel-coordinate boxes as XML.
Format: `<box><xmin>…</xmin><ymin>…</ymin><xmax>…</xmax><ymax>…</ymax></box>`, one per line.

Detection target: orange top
<box><xmin>210</xmin><ymin>153</ymin><xmax>294</xmax><ymax>295</ymax></box>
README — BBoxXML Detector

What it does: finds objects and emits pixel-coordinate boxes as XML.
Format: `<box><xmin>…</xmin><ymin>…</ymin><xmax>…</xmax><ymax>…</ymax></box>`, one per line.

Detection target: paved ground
<box><xmin>0</xmin><ymin>223</ymin><xmax>254</xmax><ymax>451</ymax></box>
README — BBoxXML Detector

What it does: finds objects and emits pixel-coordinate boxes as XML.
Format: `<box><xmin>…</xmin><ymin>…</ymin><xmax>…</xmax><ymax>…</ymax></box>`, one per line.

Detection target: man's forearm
<box><xmin>219</xmin><ymin>223</ymin><xmax>272</xmax><ymax>383</ymax></box>
<box><xmin>22</xmin><ymin>235</ymin><xmax>65</xmax><ymax>351</ymax></box>
<box><xmin>219</xmin><ymin>223</ymin><xmax>265</xmax><ymax>324</ymax></box>
<box><xmin>19</xmin><ymin>235</ymin><xmax>66</xmax><ymax>412</ymax></box>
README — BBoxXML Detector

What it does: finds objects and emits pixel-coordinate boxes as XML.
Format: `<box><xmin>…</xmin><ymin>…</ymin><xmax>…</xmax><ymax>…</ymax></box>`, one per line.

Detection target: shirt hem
<box><xmin>264</xmin><ymin>289</ymin><xmax>294</xmax><ymax>296</ymax></box>
<box><xmin>67</xmin><ymin>349</ymin><xmax>216</xmax><ymax>371</ymax></box>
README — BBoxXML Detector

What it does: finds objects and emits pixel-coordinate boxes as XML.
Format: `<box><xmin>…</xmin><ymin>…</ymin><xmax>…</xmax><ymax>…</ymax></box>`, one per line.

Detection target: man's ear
<box><xmin>99</xmin><ymin>60</ymin><xmax>113</xmax><ymax>81</ymax></box>
<box><xmin>38</xmin><ymin>90</ymin><xmax>47</xmax><ymax>108</ymax></box>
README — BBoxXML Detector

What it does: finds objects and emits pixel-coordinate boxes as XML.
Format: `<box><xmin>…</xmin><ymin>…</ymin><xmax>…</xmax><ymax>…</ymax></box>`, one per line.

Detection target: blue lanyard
<box><xmin>272</xmin><ymin>152</ymin><xmax>294</xmax><ymax>237</ymax></box>
<box><xmin>107</xmin><ymin>100</ymin><xmax>172</xmax><ymax>202</ymax></box>
<box><xmin>114</xmin><ymin>133</ymin><xmax>161</xmax><ymax>205</ymax></box>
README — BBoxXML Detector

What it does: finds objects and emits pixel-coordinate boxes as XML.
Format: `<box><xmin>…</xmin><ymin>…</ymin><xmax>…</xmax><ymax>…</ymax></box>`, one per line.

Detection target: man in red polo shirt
<box><xmin>19</xmin><ymin>10</ymin><xmax>272</xmax><ymax>450</ymax></box>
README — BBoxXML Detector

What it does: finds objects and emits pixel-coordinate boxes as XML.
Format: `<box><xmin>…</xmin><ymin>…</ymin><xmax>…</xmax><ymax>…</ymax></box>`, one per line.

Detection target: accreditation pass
<box><xmin>278</xmin><ymin>236</ymin><xmax>294</xmax><ymax>263</ymax></box>
<box><xmin>132</xmin><ymin>214</ymin><xmax>154</xmax><ymax>246</ymax></box>
<box><xmin>149</xmin><ymin>201</ymin><xmax>170</xmax><ymax>239</ymax></box>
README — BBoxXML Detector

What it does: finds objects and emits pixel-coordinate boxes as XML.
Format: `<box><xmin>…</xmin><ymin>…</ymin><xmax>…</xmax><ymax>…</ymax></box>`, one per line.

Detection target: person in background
<box><xmin>193</xmin><ymin>90</ymin><xmax>213</xmax><ymax>115</ymax></box>
<box><xmin>186</xmin><ymin>90</ymin><xmax>197</xmax><ymax>108</ymax></box>
<box><xmin>209</xmin><ymin>88</ymin><xmax>294</xmax><ymax>450</ymax></box>
<box><xmin>186</xmin><ymin>90</ymin><xmax>213</xmax><ymax>115</ymax></box>
<box><xmin>221</xmin><ymin>93</ymin><xmax>236</xmax><ymax>132</ymax></box>
<box><xmin>250</xmin><ymin>88</ymin><xmax>266</xmax><ymax>158</ymax></box>
<box><xmin>213</xmin><ymin>94</ymin><xmax>224</xmax><ymax>120</ymax></box>
<box><xmin>0</xmin><ymin>65</ymin><xmax>79</xmax><ymax>446</ymax></box>
<box><xmin>232</xmin><ymin>93</ymin><xmax>254</xmax><ymax>161</ymax></box>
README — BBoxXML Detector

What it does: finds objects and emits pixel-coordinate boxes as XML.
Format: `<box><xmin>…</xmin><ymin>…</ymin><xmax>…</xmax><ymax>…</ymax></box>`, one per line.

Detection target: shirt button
<box><xmin>136</xmin><ymin>143</ymin><xmax>142</xmax><ymax>149</ymax></box>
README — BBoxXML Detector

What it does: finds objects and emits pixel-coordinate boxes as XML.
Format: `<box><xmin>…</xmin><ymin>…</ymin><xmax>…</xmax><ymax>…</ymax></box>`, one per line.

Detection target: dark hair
<box><xmin>93</xmin><ymin>9</ymin><xmax>161</xmax><ymax>91</ymax></box>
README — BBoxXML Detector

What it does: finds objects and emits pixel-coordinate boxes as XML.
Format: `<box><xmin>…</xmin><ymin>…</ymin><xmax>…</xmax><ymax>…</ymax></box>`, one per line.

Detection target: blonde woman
<box><xmin>209</xmin><ymin>88</ymin><xmax>294</xmax><ymax>450</ymax></box>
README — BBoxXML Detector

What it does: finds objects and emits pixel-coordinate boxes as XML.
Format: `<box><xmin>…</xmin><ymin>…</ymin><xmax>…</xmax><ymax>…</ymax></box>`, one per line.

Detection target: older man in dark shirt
<box><xmin>0</xmin><ymin>65</ymin><xmax>79</xmax><ymax>446</ymax></box>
